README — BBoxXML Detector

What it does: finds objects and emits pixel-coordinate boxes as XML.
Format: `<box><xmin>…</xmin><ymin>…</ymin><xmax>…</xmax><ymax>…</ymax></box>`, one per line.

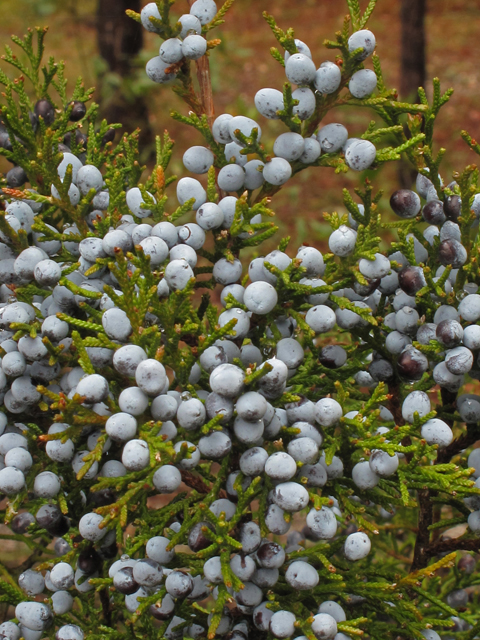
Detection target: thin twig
<box><xmin>425</xmin><ymin>536</ymin><xmax>480</xmax><ymax>558</ymax></box>
<box><xmin>100</xmin><ymin>587</ymin><xmax>112</xmax><ymax>627</ymax></box>
<box><xmin>387</xmin><ymin>382</ymin><xmax>432</xmax><ymax>573</ymax></box>
<box><xmin>410</xmin><ymin>489</ymin><xmax>433</xmax><ymax>572</ymax></box>
<box><xmin>195</xmin><ymin>55</ymin><xmax>215</xmax><ymax>129</ymax></box>
<box><xmin>437</xmin><ymin>422</ymin><xmax>480</xmax><ymax>465</ymax></box>
<box><xmin>180</xmin><ymin>469</ymin><xmax>228</xmax><ymax>499</ymax></box>
<box><xmin>188</xmin><ymin>0</ymin><xmax>215</xmax><ymax>128</ymax></box>
<box><xmin>180</xmin><ymin>469</ymin><xmax>211</xmax><ymax>494</ymax></box>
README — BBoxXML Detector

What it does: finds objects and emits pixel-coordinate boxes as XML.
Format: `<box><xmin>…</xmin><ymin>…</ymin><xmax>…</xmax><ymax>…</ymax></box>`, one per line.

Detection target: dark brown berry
<box><xmin>46</xmin><ymin>516</ymin><xmax>70</xmax><ymax>537</ymax></box>
<box><xmin>369</xmin><ymin>358</ymin><xmax>394</xmax><ymax>381</ymax></box>
<box><xmin>11</xmin><ymin>512</ymin><xmax>35</xmax><ymax>534</ymax></box>
<box><xmin>444</xmin><ymin>195</ymin><xmax>461</xmax><ymax>222</ymax></box>
<box><xmin>28</xmin><ymin>111</ymin><xmax>38</xmax><ymax>131</ymax></box>
<box><xmin>422</xmin><ymin>200</ymin><xmax>446</xmax><ymax>225</ymax></box>
<box><xmin>34</xmin><ymin>99</ymin><xmax>55</xmax><ymax>125</ymax></box>
<box><xmin>91</xmin><ymin>488</ymin><xmax>116</xmax><ymax>507</ymax></box>
<box><xmin>100</xmin><ymin>541</ymin><xmax>118</xmax><ymax>559</ymax></box>
<box><xmin>319</xmin><ymin>345</ymin><xmax>347</xmax><ymax>369</ymax></box>
<box><xmin>390</xmin><ymin>189</ymin><xmax>421</xmax><ymax>219</ymax></box>
<box><xmin>64</xmin><ymin>130</ymin><xmax>88</xmax><ymax>148</ymax></box>
<box><xmin>78</xmin><ymin>547</ymin><xmax>103</xmax><ymax>574</ymax></box>
<box><xmin>113</xmin><ymin>566</ymin><xmax>139</xmax><ymax>595</ymax></box>
<box><xmin>36</xmin><ymin>504</ymin><xmax>62</xmax><ymax>529</ymax></box>
<box><xmin>0</xmin><ymin>130</ymin><xmax>13</xmax><ymax>152</ymax></box>
<box><xmin>438</xmin><ymin>239</ymin><xmax>467</xmax><ymax>268</ymax></box>
<box><xmin>446</xmin><ymin>588</ymin><xmax>468</xmax><ymax>609</ymax></box>
<box><xmin>451</xmin><ymin>616</ymin><xmax>470</xmax><ymax>632</ymax></box>
<box><xmin>256</xmin><ymin>541</ymin><xmax>283</xmax><ymax>566</ymax></box>
<box><xmin>102</xmin><ymin>128</ymin><xmax>116</xmax><ymax>145</ymax></box>
<box><xmin>6</xmin><ymin>166</ymin><xmax>27</xmax><ymax>187</ymax></box>
<box><xmin>68</xmin><ymin>100</ymin><xmax>87</xmax><ymax>122</ymax></box>
<box><xmin>353</xmin><ymin>278</ymin><xmax>380</xmax><ymax>296</ymax></box>
<box><xmin>398</xmin><ymin>266</ymin><xmax>426</xmax><ymax>295</ymax></box>
<box><xmin>436</xmin><ymin>319</ymin><xmax>463</xmax><ymax>348</ymax></box>
<box><xmin>149</xmin><ymin>598</ymin><xmax>175</xmax><ymax>620</ymax></box>
<box><xmin>397</xmin><ymin>347</ymin><xmax>428</xmax><ymax>380</ymax></box>
<box><xmin>458</xmin><ymin>555</ymin><xmax>476</xmax><ymax>574</ymax></box>
<box><xmin>188</xmin><ymin>522</ymin><xmax>214</xmax><ymax>552</ymax></box>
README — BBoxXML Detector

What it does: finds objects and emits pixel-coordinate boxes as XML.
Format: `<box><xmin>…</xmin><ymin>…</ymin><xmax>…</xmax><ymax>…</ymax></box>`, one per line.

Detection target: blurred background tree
<box><xmin>1</xmin><ymin>0</ymin><xmax>480</xmax><ymax>243</ymax></box>
<box><xmin>96</xmin><ymin>0</ymin><xmax>154</xmax><ymax>157</ymax></box>
<box><xmin>400</xmin><ymin>0</ymin><xmax>426</xmax><ymax>102</ymax></box>
<box><xmin>398</xmin><ymin>0</ymin><xmax>426</xmax><ymax>188</ymax></box>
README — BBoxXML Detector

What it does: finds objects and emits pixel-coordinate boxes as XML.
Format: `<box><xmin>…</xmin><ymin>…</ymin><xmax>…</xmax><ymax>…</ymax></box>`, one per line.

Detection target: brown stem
<box><xmin>425</xmin><ymin>536</ymin><xmax>480</xmax><ymax>558</ymax></box>
<box><xmin>388</xmin><ymin>382</ymin><xmax>404</xmax><ymax>427</ymax></box>
<box><xmin>180</xmin><ymin>469</ymin><xmax>228</xmax><ymax>499</ymax></box>
<box><xmin>187</xmin><ymin>0</ymin><xmax>215</xmax><ymax>128</ymax></box>
<box><xmin>304</xmin><ymin>74</ymin><xmax>352</xmax><ymax>138</ymax></box>
<box><xmin>410</xmin><ymin>488</ymin><xmax>434</xmax><ymax>571</ymax></box>
<box><xmin>0</xmin><ymin>603</ymin><xmax>8</xmax><ymax>624</ymax></box>
<box><xmin>408</xmin><ymin>390</ymin><xmax>477</xmax><ymax>570</ymax></box>
<box><xmin>253</xmin><ymin>184</ymin><xmax>281</xmax><ymax>205</ymax></box>
<box><xmin>430</xmin><ymin>503</ymin><xmax>442</xmax><ymax>542</ymax></box>
<box><xmin>440</xmin><ymin>387</ymin><xmax>457</xmax><ymax>425</ymax></box>
<box><xmin>195</xmin><ymin>55</ymin><xmax>215</xmax><ymax>129</ymax></box>
<box><xmin>388</xmin><ymin>383</ymin><xmax>433</xmax><ymax>572</ymax></box>
<box><xmin>437</xmin><ymin>422</ymin><xmax>480</xmax><ymax>465</ymax></box>
<box><xmin>180</xmin><ymin>469</ymin><xmax>210</xmax><ymax>493</ymax></box>
<box><xmin>100</xmin><ymin>587</ymin><xmax>112</xmax><ymax>627</ymax></box>
<box><xmin>400</xmin><ymin>0</ymin><xmax>426</xmax><ymax>103</ymax></box>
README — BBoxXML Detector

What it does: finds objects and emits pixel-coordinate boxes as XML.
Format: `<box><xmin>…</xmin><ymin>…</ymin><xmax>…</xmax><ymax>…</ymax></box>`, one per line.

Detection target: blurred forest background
<box><xmin>1</xmin><ymin>0</ymin><xmax>480</xmax><ymax>245</ymax></box>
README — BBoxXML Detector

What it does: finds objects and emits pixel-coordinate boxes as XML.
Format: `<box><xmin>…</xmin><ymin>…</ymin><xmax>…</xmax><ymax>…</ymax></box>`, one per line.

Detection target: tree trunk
<box><xmin>96</xmin><ymin>0</ymin><xmax>154</xmax><ymax>154</ymax></box>
<box><xmin>400</xmin><ymin>0</ymin><xmax>426</xmax><ymax>102</ymax></box>
<box><xmin>398</xmin><ymin>0</ymin><xmax>427</xmax><ymax>188</ymax></box>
